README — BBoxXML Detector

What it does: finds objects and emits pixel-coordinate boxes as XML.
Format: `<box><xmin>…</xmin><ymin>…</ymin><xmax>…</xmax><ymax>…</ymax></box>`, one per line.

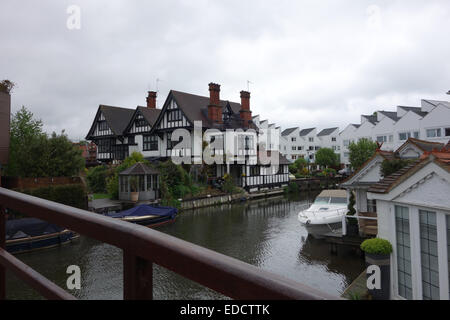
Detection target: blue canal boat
<box><xmin>5</xmin><ymin>218</ymin><xmax>80</xmax><ymax>254</ymax></box>
<box><xmin>107</xmin><ymin>204</ymin><xmax>177</xmax><ymax>227</ymax></box>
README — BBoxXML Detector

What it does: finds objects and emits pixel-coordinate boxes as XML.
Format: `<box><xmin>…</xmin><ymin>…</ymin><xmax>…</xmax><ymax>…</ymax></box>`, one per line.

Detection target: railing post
<box><xmin>342</xmin><ymin>214</ymin><xmax>347</xmax><ymax>236</ymax></box>
<box><xmin>0</xmin><ymin>205</ymin><xmax>6</xmax><ymax>300</ymax></box>
<box><xmin>123</xmin><ymin>251</ymin><xmax>153</xmax><ymax>300</ymax></box>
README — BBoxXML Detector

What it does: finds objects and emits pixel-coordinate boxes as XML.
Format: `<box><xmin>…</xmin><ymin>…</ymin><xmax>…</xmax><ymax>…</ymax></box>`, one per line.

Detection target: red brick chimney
<box><xmin>239</xmin><ymin>90</ymin><xmax>252</xmax><ymax>127</ymax></box>
<box><xmin>146</xmin><ymin>91</ymin><xmax>157</xmax><ymax>108</ymax></box>
<box><xmin>208</xmin><ymin>83</ymin><xmax>222</xmax><ymax>123</ymax></box>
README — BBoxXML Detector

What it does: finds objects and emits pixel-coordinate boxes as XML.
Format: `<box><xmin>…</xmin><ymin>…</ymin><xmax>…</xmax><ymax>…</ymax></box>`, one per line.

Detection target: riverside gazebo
<box><xmin>119</xmin><ymin>162</ymin><xmax>160</xmax><ymax>202</ymax></box>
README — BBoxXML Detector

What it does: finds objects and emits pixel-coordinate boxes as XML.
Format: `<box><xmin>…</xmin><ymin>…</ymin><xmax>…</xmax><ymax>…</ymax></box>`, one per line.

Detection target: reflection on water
<box><xmin>6</xmin><ymin>193</ymin><xmax>365</xmax><ymax>300</ymax></box>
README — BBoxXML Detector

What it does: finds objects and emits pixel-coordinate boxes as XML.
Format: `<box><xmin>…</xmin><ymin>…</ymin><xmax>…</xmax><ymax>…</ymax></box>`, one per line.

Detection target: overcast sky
<box><xmin>1</xmin><ymin>0</ymin><xmax>449</xmax><ymax>140</ymax></box>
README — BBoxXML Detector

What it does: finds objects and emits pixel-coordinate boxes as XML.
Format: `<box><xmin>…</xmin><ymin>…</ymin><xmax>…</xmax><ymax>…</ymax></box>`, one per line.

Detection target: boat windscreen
<box><xmin>314</xmin><ymin>197</ymin><xmax>330</xmax><ymax>204</ymax></box>
<box><xmin>330</xmin><ymin>197</ymin><xmax>347</xmax><ymax>204</ymax></box>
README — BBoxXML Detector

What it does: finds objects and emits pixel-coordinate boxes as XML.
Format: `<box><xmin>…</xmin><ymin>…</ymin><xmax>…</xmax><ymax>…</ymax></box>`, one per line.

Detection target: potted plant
<box><xmin>360</xmin><ymin>238</ymin><xmax>393</xmax><ymax>300</ymax></box>
<box><xmin>346</xmin><ymin>191</ymin><xmax>359</xmax><ymax>236</ymax></box>
<box><xmin>130</xmin><ymin>176</ymin><xmax>139</xmax><ymax>202</ymax></box>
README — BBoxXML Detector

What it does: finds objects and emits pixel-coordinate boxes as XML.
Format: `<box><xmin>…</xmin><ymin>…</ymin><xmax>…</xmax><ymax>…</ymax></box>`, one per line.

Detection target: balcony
<box><xmin>0</xmin><ymin>187</ymin><xmax>337</xmax><ymax>300</ymax></box>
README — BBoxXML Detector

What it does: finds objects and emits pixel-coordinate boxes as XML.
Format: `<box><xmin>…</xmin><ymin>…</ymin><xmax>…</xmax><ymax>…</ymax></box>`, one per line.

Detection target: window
<box><xmin>143</xmin><ymin>135</ymin><xmax>158</xmax><ymax>151</ymax></box>
<box><xmin>135</xmin><ymin>116</ymin><xmax>147</xmax><ymax>127</ymax></box>
<box><xmin>419</xmin><ymin>210</ymin><xmax>439</xmax><ymax>300</ymax></box>
<box><xmin>298</xmin><ymin>146</ymin><xmax>303</xmax><ymax>151</ymax></box>
<box><xmin>167</xmin><ymin>132</ymin><xmax>177</xmax><ymax>150</ymax></box>
<box><xmin>343</xmin><ymin>140</ymin><xmax>350</xmax><ymax>147</ymax></box>
<box><xmin>344</xmin><ymin>152</ymin><xmax>350</xmax><ymax>158</ymax></box>
<box><xmin>395</xmin><ymin>206</ymin><xmax>412</xmax><ymax>299</ymax></box>
<box><xmin>332</xmin><ymin>137</ymin><xmax>337</xmax><ymax>142</ymax></box>
<box><xmin>377</xmin><ymin>136</ymin><xmax>387</xmax><ymax>143</ymax></box>
<box><xmin>426</xmin><ymin>128</ymin><xmax>441</xmax><ymax>138</ymax></box>
<box><xmin>128</xmin><ymin>136</ymin><xmax>135</xmax><ymax>145</ymax></box>
<box><xmin>399</xmin><ymin>132</ymin><xmax>411</xmax><ymax>141</ymax></box>
<box><xmin>367</xmin><ymin>199</ymin><xmax>377</xmax><ymax>213</ymax></box>
<box><xmin>445</xmin><ymin>128</ymin><xmax>450</xmax><ymax>137</ymax></box>
<box><xmin>168</xmin><ymin>109</ymin><xmax>182</xmax><ymax>122</ymax></box>
<box><xmin>389</xmin><ymin>135</ymin><xmax>394</xmax><ymax>142</ymax></box>
<box><xmin>413</xmin><ymin>131</ymin><xmax>420</xmax><ymax>139</ymax></box>
<box><xmin>292</xmin><ymin>146</ymin><xmax>296</xmax><ymax>151</ymax></box>
<box><xmin>97</xmin><ymin>138</ymin><xmax>113</xmax><ymax>153</ymax></box>
<box><xmin>292</xmin><ymin>137</ymin><xmax>296</xmax><ymax>142</ymax></box>
<box><xmin>309</xmin><ymin>137</ymin><xmax>314</xmax><ymax>142</ymax></box>
<box><xmin>98</xmin><ymin>121</ymin><xmax>108</xmax><ymax>131</ymax></box>
<box><xmin>315</xmin><ymin>146</ymin><xmax>320</xmax><ymax>151</ymax></box>
<box><xmin>292</xmin><ymin>155</ymin><xmax>297</xmax><ymax>160</ymax></box>
<box><xmin>308</xmin><ymin>146</ymin><xmax>314</xmax><ymax>151</ymax></box>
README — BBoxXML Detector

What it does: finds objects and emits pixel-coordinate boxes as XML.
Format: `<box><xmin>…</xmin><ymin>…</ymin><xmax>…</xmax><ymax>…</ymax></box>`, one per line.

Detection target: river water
<box><xmin>5</xmin><ymin>193</ymin><xmax>365</xmax><ymax>299</ymax></box>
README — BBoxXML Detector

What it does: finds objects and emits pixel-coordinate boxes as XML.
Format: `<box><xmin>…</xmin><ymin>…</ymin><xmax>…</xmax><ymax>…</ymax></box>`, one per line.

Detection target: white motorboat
<box><xmin>298</xmin><ymin>190</ymin><xmax>348</xmax><ymax>238</ymax></box>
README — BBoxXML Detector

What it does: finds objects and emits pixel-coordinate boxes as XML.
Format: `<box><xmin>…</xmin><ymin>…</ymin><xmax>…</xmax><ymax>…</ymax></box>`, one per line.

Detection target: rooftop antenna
<box><xmin>247</xmin><ymin>80</ymin><xmax>253</xmax><ymax>92</ymax></box>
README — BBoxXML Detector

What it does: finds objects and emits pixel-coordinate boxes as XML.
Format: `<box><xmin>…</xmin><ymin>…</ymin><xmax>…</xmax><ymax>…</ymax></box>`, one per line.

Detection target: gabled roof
<box><xmin>300</xmin><ymin>128</ymin><xmax>315</xmax><ymax>136</ymax></box>
<box><xmin>422</xmin><ymin>99</ymin><xmax>450</xmax><ymax>109</ymax></box>
<box><xmin>164</xmin><ymin>90</ymin><xmax>256</xmax><ymax>130</ymax></box>
<box><xmin>281</xmin><ymin>127</ymin><xmax>298</xmax><ymax>136</ymax></box>
<box><xmin>119</xmin><ymin>162</ymin><xmax>159</xmax><ymax>175</ymax></box>
<box><xmin>362</xmin><ymin>114</ymin><xmax>378</xmax><ymax>125</ymax></box>
<box><xmin>86</xmin><ymin>105</ymin><xmax>135</xmax><ymax>139</ymax></box>
<box><xmin>367</xmin><ymin>159</ymin><xmax>423</xmax><ymax>194</ymax></box>
<box><xmin>379</xmin><ymin>111</ymin><xmax>399</xmax><ymax>122</ymax></box>
<box><xmin>137</xmin><ymin>107</ymin><xmax>161</xmax><ymax>126</ymax></box>
<box><xmin>317</xmin><ymin>127</ymin><xmax>338</xmax><ymax>136</ymax></box>
<box><xmin>341</xmin><ymin>149</ymin><xmax>395</xmax><ymax>186</ymax></box>
<box><xmin>397</xmin><ymin>138</ymin><xmax>445</xmax><ymax>153</ymax></box>
<box><xmin>398</xmin><ymin>106</ymin><xmax>428</xmax><ymax>117</ymax></box>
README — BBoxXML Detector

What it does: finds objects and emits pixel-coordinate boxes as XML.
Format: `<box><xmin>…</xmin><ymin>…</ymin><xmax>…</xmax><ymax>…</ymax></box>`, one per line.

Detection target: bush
<box><xmin>86</xmin><ymin>165</ymin><xmax>109</xmax><ymax>193</ymax></box>
<box><xmin>21</xmin><ymin>184</ymin><xmax>87</xmax><ymax>210</ymax></box>
<box><xmin>381</xmin><ymin>159</ymin><xmax>412</xmax><ymax>177</ymax></box>
<box><xmin>284</xmin><ymin>182</ymin><xmax>299</xmax><ymax>194</ymax></box>
<box><xmin>360</xmin><ymin>238</ymin><xmax>393</xmax><ymax>255</ymax></box>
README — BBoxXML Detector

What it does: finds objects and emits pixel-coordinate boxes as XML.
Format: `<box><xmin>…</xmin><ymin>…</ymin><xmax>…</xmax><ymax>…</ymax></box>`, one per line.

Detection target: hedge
<box><xmin>20</xmin><ymin>184</ymin><xmax>88</xmax><ymax>210</ymax></box>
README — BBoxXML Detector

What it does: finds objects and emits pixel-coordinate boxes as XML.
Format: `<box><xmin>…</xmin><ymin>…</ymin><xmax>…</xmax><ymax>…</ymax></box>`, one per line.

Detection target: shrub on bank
<box><xmin>8</xmin><ymin>184</ymin><xmax>88</xmax><ymax>218</ymax></box>
<box><xmin>284</xmin><ymin>182</ymin><xmax>299</xmax><ymax>194</ymax></box>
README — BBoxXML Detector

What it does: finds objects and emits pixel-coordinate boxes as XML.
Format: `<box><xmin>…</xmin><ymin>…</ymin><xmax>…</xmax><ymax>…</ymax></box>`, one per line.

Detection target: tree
<box><xmin>6</xmin><ymin>106</ymin><xmax>84</xmax><ymax>177</ymax></box>
<box><xmin>315</xmin><ymin>148</ymin><xmax>339</xmax><ymax>168</ymax></box>
<box><xmin>289</xmin><ymin>158</ymin><xmax>308</xmax><ymax>174</ymax></box>
<box><xmin>348</xmin><ymin>138</ymin><xmax>378</xmax><ymax>170</ymax></box>
<box><xmin>380</xmin><ymin>159</ymin><xmax>412</xmax><ymax>177</ymax></box>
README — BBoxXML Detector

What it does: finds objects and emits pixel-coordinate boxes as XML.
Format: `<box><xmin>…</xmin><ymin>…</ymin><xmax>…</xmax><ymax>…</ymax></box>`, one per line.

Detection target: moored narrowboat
<box><xmin>6</xmin><ymin>218</ymin><xmax>80</xmax><ymax>254</ymax></box>
<box><xmin>106</xmin><ymin>204</ymin><xmax>177</xmax><ymax>227</ymax></box>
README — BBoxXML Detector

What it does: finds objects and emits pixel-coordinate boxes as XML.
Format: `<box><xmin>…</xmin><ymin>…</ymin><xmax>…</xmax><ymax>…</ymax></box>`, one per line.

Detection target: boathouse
<box><xmin>119</xmin><ymin>162</ymin><xmax>160</xmax><ymax>202</ymax></box>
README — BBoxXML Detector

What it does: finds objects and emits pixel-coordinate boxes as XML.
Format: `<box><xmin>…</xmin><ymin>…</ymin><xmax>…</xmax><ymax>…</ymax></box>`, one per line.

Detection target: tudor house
<box><xmin>86</xmin><ymin>83</ymin><xmax>290</xmax><ymax>191</ymax></box>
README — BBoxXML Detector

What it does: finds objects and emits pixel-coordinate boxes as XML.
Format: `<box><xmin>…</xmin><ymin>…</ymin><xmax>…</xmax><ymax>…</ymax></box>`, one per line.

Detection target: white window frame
<box><xmin>390</xmin><ymin>203</ymin><xmax>449</xmax><ymax>300</ymax></box>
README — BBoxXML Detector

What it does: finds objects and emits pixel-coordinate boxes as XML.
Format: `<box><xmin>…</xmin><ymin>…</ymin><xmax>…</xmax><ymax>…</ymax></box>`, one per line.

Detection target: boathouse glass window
<box><xmin>367</xmin><ymin>199</ymin><xmax>377</xmax><ymax>213</ymax></box>
<box><xmin>419</xmin><ymin>210</ymin><xmax>440</xmax><ymax>300</ymax></box>
<box><xmin>143</xmin><ymin>135</ymin><xmax>158</xmax><ymax>151</ymax></box>
<box><xmin>395</xmin><ymin>205</ymin><xmax>413</xmax><ymax>299</ymax></box>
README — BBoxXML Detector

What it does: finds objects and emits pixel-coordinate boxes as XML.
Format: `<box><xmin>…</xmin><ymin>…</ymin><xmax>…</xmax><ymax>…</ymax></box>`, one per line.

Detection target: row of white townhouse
<box><xmin>339</xmin><ymin>99</ymin><xmax>450</xmax><ymax>166</ymax></box>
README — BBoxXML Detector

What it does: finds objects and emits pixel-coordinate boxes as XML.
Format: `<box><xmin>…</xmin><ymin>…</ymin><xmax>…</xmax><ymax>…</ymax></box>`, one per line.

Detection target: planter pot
<box><xmin>365</xmin><ymin>253</ymin><xmax>391</xmax><ymax>300</ymax></box>
<box><xmin>346</xmin><ymin>222</ymin><xmax>359</xmax><ymax>236</ymax></box>
<box><xmin>130</xmin><ymin>192</ymin><xmax>139</xmax><ymax>202</ymax></box>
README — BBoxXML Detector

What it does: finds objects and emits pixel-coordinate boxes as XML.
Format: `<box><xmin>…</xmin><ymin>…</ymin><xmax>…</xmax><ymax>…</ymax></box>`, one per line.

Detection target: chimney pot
<box><xmin>240</xmin><ymin>90</ymin><xmax>252</xmax><ymax>127</ymax></box>
<box><xmin>146</xmin><ymin>91</ymin><xmax>157</xmax><ymax>108</ymax></box>
<box><xmin>208</xmin><ymin>83</ymin><xmax>222</xmax><ymax>123</ymax></box>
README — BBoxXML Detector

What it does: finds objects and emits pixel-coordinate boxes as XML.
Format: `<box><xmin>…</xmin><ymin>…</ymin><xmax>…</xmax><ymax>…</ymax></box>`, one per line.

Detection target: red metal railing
<box><xmin>0</xmin><ymin>187</ymin><xmax>338</xmax><ymax>300</ymax></box>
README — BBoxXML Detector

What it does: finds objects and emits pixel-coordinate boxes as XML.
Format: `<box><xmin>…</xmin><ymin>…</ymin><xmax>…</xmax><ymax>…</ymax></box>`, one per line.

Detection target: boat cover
<box><xmin>6</xmin><ymin>218</ymin><xmax>64</xmax><ymax>240</ymax></box>
<box><xmin>317</xmin><ymin>189</ymin><xmax>347</xmax><ymax>198</ymax></box>
<box><xmin>107</xmin><ymin>205</ymin><xmax>177</xmax><ymax>220</ymax></box>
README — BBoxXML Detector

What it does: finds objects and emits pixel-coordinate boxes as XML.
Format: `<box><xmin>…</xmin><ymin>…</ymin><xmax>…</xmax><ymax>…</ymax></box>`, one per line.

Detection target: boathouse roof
<box><xmin>119</xmin><ymin>162</ymin><xmax>159</xmax><ymax>176</ymax></box>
